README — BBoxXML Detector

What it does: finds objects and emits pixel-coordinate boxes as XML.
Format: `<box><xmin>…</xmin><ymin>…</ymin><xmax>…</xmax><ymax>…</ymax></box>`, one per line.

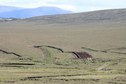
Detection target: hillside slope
<box><xmin>25</xmin><ymin>9</ymin><xmax>126</xmax><ymax>25</ymax></box>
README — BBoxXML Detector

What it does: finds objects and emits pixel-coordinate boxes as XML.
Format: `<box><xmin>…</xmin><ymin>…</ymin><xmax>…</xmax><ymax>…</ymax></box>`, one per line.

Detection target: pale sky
<box><xmin>0</xmin><ymin>0</ymin><xmax>126</xmax><ymax>12</ymax></box>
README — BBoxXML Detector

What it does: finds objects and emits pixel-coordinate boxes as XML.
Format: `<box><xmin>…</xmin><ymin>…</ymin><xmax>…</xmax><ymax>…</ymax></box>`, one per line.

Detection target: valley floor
<box><xmin>0</xmin><ymin>22</ymin><xmax>126</xmax><ymax>84</ymax></box>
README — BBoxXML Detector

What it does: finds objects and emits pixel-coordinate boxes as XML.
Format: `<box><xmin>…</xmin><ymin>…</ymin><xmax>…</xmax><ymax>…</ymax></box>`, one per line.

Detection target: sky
<box><xmin>0</xmin><ymin>0</ymin><xmax>126</xmax><ymax>12</ymax></box>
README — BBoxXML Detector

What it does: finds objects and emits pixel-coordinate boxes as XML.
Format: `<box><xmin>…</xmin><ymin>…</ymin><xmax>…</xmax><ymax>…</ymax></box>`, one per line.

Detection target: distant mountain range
<box><xmin>0</xmin><ymin>5</ymin><xmax>72</xmax><ymax>18</ymax></box>
<box><xmin>0</xmin><ymin>5</ymin><xmax>23</xmax><ymax>13</ymax></box>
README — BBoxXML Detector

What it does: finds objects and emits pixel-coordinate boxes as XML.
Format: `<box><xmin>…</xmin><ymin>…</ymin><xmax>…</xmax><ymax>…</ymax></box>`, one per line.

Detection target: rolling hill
<box><xmin>25</xmin><ymin>8</ymin><xmax>126</xmax><ymax>24</ymax></box>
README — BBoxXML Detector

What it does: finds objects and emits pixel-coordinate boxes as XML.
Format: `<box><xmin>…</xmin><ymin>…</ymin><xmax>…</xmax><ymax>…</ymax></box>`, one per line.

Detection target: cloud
<box><xmin>0</xmin><ymin>0</ymin><xmax>126</xmax><ymax>12</ymax></box>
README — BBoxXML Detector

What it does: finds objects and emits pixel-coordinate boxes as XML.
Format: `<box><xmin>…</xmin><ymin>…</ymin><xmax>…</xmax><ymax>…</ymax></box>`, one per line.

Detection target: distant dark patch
<box><xmin>0</xmin><ymin>63</ymin><xmax>35</xmax><ymax>67</ymax></box>
<box><xmin>1</xmin><ymin>63</ymin><xmax>35</xmax><ymax>65</ymax></box>
<box><xmin>82</xmin><ymin>47</ymin><xmax>107</xmax><ymax>53</ymax></box>
<box><xmin>82</xmin><ymin>47</ymin><xmax>99</xmax><ymax>52</ymax></box>
<box><xmin>18</xmin><ymin>58</ymin><xmax>32</xmax><ymax>61</ymax></box>
<box><xmin>21</xmin><ymin>74</ymin><xmax>87</xmax><ymax>81</ymax></box>
<box><xmin>105</xmin><ymin>47</ymin><xmax>126</xmax><ymax>51</ymax></box>
<box><xmin>110</xmin><ymin>51</ymin><xmax>126</xmax><ymax>54</ymax></box>
<box><xmin>33</xmin><ymin>46</ymin><xmax>42</xmax><ymax>48</ymax></box>
<box><xmin>82</xmin><ymin>47</ymin><xmax>126</xmax><ymax>54</ymax></box>
<box><xmin>3</xmin><ymin>81</ymin><xmax>15</xmax><ymax>83</ymax></box>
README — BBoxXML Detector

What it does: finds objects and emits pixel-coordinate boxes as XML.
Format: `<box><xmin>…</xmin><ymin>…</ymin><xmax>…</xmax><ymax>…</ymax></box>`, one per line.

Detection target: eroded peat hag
<box><xmin>33</xmin><ymin>45</ymin><xmax>93</xmax><ymax>60</ymax></box>
<box><xmin>0</xmin><ymin>49</ymin><xmax>22</xmax><ymax>57</ymax></box>
<box><xmin>66</xmin><ymin>51</ymin><xmax>92</xmax><ymax>59</ymax></box>
<box><xmin>82</xmin><ymin>47</ymin><xmax>126</xmax><ymax>54</ymax></box>
<box><xmin>33</xmin><ymin>45</ymin><xmax>64</xmax><ymax>53</ymax></box>
<box><xmin>33</xmin><ymin>45</ymin><xmax>64</xmax><ymax>63</ymax></box>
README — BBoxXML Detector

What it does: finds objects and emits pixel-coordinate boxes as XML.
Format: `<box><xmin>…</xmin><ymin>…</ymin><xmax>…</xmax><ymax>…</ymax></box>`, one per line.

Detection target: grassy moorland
<box><xmin>0</xmin><ymin>9</ymin><xmax>126</xmax><ymax>84</ymax></box>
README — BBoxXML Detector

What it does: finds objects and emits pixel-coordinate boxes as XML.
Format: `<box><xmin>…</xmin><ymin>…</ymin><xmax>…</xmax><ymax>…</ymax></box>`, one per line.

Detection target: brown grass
<box><xmin>0</xmin><ymin>21</ymin><xmax>126</xmax><ymax>84</ymax></box>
